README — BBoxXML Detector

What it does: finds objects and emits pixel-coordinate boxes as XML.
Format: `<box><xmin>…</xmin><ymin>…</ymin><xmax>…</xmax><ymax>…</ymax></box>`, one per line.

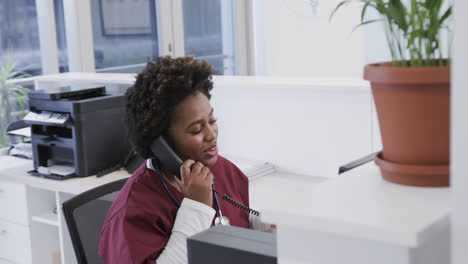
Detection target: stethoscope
<box><xmin>153</xmin><ymin>159</ymin><xmax>230</xmax><ymax>226</ymax></box>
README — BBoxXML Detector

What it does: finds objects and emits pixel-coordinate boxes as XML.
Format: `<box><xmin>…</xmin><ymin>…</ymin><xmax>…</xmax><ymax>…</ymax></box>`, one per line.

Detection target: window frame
<box><xmin>33</xmin><ymin>0</ymin><xmax>254</xmax><ymax>75</ymax></box>
<box><xmin>36</xmin><ymin>0</ymin><xmax>60</xmax><ymax>74</ymax></box>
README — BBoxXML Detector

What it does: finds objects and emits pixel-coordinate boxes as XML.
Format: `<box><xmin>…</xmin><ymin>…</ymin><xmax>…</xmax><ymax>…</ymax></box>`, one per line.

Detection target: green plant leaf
<box><xmin>10</xmin><ymin>86</ymin><xmax>30</xmax><ymax>97</ymax></box>
<box><xmin>352</xmin><ymin>18</ymin><xmax>385</xmax><ymax>33</ymax></box>
<box><xmin>361</xmin><ymin>2</ymin><xmax>371</xmax><ymax>23</ymax></box>
<box><xmin>329</xmin><ymin>0</ymin><xmax>351</xmax><ymax>22</ymax></box>
<box><xmin>388</xmin><ymin>0</ymin><xmax>408</xmax><ymax>32</ymax></box>
<box><xmin>439</xmin><ymin>7</ymin><xmax>452</xmax><ymax>26</ymax></box>
<box><xmin>13</xmin><ymin>93</ymin><xmax>26</xmax><ymax>116</ymax></box>
<box><xmin>0</xmin><ymin>55</ymin><xmax>32</xmax><ymax>144</ymax></box>
<box><xmin>332</xmin><ymin>0</ymin><xmax>453</xmax><ymax>66</ymax></box>
<box><xmin>425</xmin><ymin>0</ymin><xmax>443</xmax><ymax>12</ymax></box>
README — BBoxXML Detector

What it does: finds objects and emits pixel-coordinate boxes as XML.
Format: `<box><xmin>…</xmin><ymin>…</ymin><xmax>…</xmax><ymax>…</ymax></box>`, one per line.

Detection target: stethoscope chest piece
<box><xmin>215</xmin><ymin>216</ymin><xmax>230</xmax><ymax>226</ymax></box>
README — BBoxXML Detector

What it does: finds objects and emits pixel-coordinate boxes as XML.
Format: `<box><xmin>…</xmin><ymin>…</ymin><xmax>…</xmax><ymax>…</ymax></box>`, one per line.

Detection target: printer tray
<box><xmin>28</xmin><ymin>170</ymin><xmax>75</xmax><ymax>180</ymax></box>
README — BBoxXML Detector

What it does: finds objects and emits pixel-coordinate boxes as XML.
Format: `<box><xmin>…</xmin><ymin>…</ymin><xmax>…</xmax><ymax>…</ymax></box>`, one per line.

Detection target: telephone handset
<box><xmin>150</xmin><ymin>136</ymin><xmax>260</xmax><ymax>216</ymax></box>
<box><xmin>150</xmin><ymin>136</ymin><xmax>183</xmax><ymax>180</ymax></box>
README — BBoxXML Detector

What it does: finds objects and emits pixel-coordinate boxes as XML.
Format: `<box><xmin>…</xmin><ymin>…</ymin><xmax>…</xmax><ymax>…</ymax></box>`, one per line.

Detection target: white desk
<box><xmin>0</xmin><ymin>155</ymin><xmax>131</xmax><ymax>264</ymax></box>
<box><xmin>249</xmin><ymin>170</ymin><xmax>326</xmax><ymax>212</ymax></box>
<box><xmin>0</xmin><ymin>155</ymin><xmax>306</xmax><ymax>264</ymax></box>
<box><xmin>0</xmin><ymin>155</ymin><xmax>450</xmax><ymax>264</ymax></box>
<box><xmin>261</xmin><ymin>163</ymin><xmax>450</xmax><ymax>264</ymax></box>
<box><xmin>0</xmin><ymin>156</ymin><xmax>130</xmax><ymax>195</ymax></box>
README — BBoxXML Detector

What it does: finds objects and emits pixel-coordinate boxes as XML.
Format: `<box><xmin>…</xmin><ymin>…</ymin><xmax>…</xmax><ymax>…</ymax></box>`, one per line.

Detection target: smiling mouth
<box><xmin>205</xmin><ymin>145</ymin><xmax>217</xmax><ymax>152</ymax></box>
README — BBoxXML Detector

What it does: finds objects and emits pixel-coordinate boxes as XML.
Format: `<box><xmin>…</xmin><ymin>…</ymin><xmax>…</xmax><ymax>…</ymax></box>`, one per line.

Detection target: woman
<box><xmin>99</xmin><ymin>56</ymin><xmax>272</xmax><ymax>264</ymax></box>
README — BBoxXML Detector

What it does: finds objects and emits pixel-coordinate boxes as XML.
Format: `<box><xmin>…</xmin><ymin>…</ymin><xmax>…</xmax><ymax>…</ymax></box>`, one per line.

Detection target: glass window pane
<box><xmin>0</xmin><ymin>0</ymin><xmax>38</xmax><ymax>147</ymax></box>
<box><xmin>182</xmin><ymin>0</ymin><xmax>236</xmax><ymax>75</ymax></box>
<box><xmin>54</xmin><ymin>0</ymin><xmax>69</xmax><ymax>73</ymax></box>
<box><xmin>90</xmin><ymin>0</ymin><xmax>159</xmax><ymax>73</ymax></box>
<box><xmin>0</xmin><ymin>0</ymin><xmax>42</xmax><ymax>76</ymax></box>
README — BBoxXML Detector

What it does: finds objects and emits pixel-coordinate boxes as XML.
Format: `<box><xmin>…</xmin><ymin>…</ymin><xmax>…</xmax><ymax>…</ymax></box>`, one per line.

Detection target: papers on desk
<box><xmin>227</xmin><ymin>156</ymin><xmax>275</xmax><ymax>180</ymax></box>
<box><xmin>38</xmin><ymin>164</ymin><xmax>75</xmax><ymax>177</ymax></box>
<box><xmin>8</xmin><ymin>142</ymin><xmax>32</xmax><ymax>159</ymax></box>
<box><xmin>7</xmin><ymin>127</ymin><xmax>31</xmax><ymax>137</ymax></box>
<box><xmin>23</xmin><ymin>111</ymin><xmax>70</xmax><ymax>126</ymax></box>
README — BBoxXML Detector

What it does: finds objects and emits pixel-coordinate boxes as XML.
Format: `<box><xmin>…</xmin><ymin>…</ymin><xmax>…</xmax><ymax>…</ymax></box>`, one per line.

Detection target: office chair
<box><xmin>62</xmin><ymin>178</ymin><xmax>128</xmax><ymax>264</ymax></box>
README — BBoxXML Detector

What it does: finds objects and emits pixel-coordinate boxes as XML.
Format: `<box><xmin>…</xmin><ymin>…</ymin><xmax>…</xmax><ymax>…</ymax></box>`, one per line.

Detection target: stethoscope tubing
<box><xmin>155</xmin><ymin>159</ymin><xmax>181</xmax><ymax>208</ymax></box>
<box><xmin>154</xmin><ymin>159</ymin><xmax>224</xmax><ymax>217</ymax></box>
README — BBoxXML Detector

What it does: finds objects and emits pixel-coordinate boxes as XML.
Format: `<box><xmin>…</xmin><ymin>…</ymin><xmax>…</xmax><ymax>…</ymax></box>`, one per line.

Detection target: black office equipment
<box><xmin>6</xmin><ymin>120</ymin><xmax>31</xmax><ymax>158</ymax></box>
<box><xmin>62</xmin><ymin>178</ymin><xmax>128</xmax><ymax>264</ymax></box>
<box><xmin>28</xmin><ymin>86</ymin><xmax>106</xmax><ymax>101</ymax></box>
<box><xmin>187</xmin><ymin>225</ymin><xmax>277</xmax><ymax>264</ymax></box>
<box><xmin>122</xmin><ymin>149</ymin><xmax>145</xmax><ymax>174</ymax></box>
<box><xmin>24</xmin><ymin>87</ymin><xmax>130</xmax><ymax>179</ymax></box>
<box><xmin>338</xmin><ymin>152</ymin><xmax>379</xmax><ymax>174</ymax></box>
<box><xmin>6</xmin><ymin>120</ymin><xmax>29</xmax><ymax>135</ymax></box>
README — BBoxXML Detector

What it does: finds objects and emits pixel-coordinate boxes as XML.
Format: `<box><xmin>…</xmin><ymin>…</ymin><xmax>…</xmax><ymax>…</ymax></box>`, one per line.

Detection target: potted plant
<box><xmin>331</xmin><ymin>0</ymin><xmax>453</xmax><ymax>186</ymax></box>
<box><xmin>0</xmin><ymin>57</ymin><xmax>31</xmax><ymax>148</ymax></box>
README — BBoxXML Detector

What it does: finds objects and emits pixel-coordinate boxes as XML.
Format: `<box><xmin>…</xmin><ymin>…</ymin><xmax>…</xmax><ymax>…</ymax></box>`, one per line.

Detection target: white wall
<box><xmin>211</xmin><ymin>76</ymin><xmax>372</xmax><ymax>177</ymax></box>
<box><xmin>363</xmin><ymin>8</ymin><xmax>391</xmax><ymax>64</ymax></box>
<box><xmin>28</xmin><ymin>73</ymin><xmax>373</xmax><ymax>178</ymax></box>
<box><xmin>252</xmin><ymin>0</ymin><xmax>365</xmax><ymax>78</ymax></box>
<box><xmin>451</xmin><ymin>0</ymin><xmax>468</xmax><ymax>263</ymax></box>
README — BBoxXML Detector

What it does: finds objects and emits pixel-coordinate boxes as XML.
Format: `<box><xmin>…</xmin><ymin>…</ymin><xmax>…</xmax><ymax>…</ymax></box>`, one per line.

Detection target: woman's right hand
<box><xmin>175</xmin><ymin>159</ymin><xmax>213</xmax><ymax>207</ymax></box>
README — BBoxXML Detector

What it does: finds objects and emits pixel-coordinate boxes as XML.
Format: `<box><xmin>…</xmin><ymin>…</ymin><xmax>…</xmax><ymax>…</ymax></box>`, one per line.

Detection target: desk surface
<box><xmin>0</xmin><ymin>155</ymin><xmax>282</xmax><ymax>195</ymax></box>
<box><xmin>0</xmin><ymin>155</ymin><xmax>450</xmax><ymax>248</ymax></box>
<box><xmin>0</xmin><ymin>156</ymin><xmax>130</xmax><ymax>195</ymax></box>
<box><xmin>261</xmin><ymin>162</ymin><xmax>451</xmax><ymax>247</ymax></box>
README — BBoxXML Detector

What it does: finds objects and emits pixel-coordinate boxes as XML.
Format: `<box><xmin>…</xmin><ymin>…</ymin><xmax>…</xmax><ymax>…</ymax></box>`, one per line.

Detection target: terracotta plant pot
<box><xmin>364</xmin><ymin>62</ymin><xmax>450</xmax><ymax>187</ymax></box>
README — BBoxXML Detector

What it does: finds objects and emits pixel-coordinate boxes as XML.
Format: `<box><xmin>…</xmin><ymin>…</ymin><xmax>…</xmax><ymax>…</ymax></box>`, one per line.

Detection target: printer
<box><xmin>23</xmin><ymin>87</ymin><xmax>130</xmax><ymax>179</ymax></box>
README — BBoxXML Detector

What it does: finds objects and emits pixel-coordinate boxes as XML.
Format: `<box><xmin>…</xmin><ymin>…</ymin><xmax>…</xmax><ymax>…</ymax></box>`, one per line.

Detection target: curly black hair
<box><xmin>125</xmin><ymin>56</ymin><xmax>214</xmax><ymax>158</ymax></box>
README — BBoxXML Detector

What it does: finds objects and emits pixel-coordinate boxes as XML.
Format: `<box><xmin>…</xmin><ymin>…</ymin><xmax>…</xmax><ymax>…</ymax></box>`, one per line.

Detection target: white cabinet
<box><xmin>0</xmin><ymin>220</ymin><xmax>31</xmax><ymax>264</ymax></box>
<box><xmin>0</xmin><ymin>179</ymin><xmax>59</xmax><ymax>264</ymax></box>
<box><xmin>0</xmin><ymin>180</ymin><xmax>31</xmax><ymax>264</ymax></box>
<box><xmin>0</xmin><ymin>178</ymin><xmax>29</xmax><ymax>225</ymax></box>
<box><xmin>0</xmin><ymin>155</ymin><xmax>130</xmax><ymax>264</ymax></box>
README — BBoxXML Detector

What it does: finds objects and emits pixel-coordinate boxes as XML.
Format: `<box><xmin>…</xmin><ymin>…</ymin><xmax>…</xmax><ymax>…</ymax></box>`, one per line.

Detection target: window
<box><xmin>88</xmin><ymin>0</ymin><xmax>246</xmax><ymax>74</ymax></box>
<box><xmin>55</xmin><ymin>0</ymin><xmax>69</xmax><ymax>73</ymax></box>
<box><xmin>1</xmin><ymin>0</ymin><xmax>252</xmax><ymax>75</ymax></box>
<box><xmin>0</xmin><ymin>0</ymin><xmax>42</xmax><ymax>75</ymax></box>
<box><xmin>90</xmin><ymin>0</ymin><xmax>158</xmax><ymax>73</ymax></box>
<box><xmin>182</xmin><ymin>0</ymin><xmax>236</xmax><ymax>75</ymax></box>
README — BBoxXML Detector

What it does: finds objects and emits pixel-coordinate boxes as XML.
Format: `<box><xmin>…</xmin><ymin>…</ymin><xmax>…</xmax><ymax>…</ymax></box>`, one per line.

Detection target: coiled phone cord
<box><xmin>153</xmin><ymin>158</ymin><xmax>260</xmax><ymax>217</ymax></box>
<box><xmin>212</xmin><ymin>189</ymin><xmax>260</xmax><ymax>216</ymax></box>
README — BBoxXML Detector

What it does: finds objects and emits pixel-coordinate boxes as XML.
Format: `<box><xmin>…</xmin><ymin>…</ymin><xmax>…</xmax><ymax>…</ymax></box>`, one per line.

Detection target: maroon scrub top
<box><xmin>98</xmin><ymin>155</ymin><xmax>251</xmax><ymax>263</ymax></box>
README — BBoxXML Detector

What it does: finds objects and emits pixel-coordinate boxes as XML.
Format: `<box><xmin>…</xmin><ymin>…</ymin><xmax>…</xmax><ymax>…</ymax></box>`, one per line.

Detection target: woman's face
<box><xmin>167</xmin><ymin>91</ymin><xmax>218</xmax><ymax>167</ymax></box>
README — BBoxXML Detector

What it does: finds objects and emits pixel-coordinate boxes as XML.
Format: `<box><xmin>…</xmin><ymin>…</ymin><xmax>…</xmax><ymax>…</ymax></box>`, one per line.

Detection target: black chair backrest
<box><xmin>62</xmin><ymin>178</ymin><xmax>128</xmax><ymax>264</ymax></box>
